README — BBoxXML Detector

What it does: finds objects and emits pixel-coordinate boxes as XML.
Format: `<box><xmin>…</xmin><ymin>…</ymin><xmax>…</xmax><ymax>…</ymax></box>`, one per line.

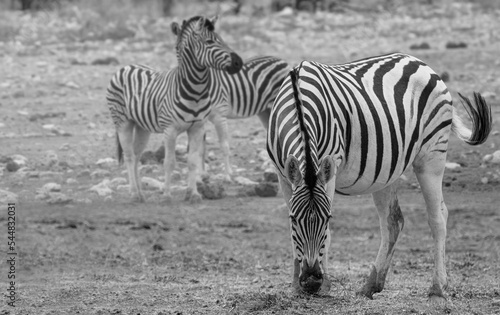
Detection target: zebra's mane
<box><xmin>289</xmin><ymin>66</ymin><xmax>317</xmax><ymax>192</ymax></box>
<box><xmin>175</xmin><ymin>16</ymin><xmax>215</xmax><ymax>52</ymax></box>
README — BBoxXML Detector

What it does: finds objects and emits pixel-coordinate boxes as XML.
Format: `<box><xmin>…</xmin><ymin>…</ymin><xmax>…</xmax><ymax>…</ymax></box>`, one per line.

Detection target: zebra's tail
<box><xmin>451</xmin><ymin>92</ymin><xmax>492</xmax><ymax>146</ymax></box>
<box><xmin>116</xmin><ymin>133</ymin><xmax>124</xmax><ymax>165</ymax></box>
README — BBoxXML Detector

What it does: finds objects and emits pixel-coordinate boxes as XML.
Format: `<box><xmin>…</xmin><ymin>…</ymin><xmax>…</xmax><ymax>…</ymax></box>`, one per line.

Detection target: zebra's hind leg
<box><xmin>161</xmin><ymin>126</ymin><xmax>179</xmax><ymax>204</ymax></box>
<box><xmin>358</xmin><ymin>181</ymin><xmax>404</xmax><ymax>299</ymax></box>
<box><xmin>132</xmin><ymin>126</ymin><xmax>150</xmax><ymax>201</ymax></box>
<box><xmin>185</xmin><ymin>122</ymin><xmax>205</xmax><ymax>203</ymax></box>
<box><xmin>414</xmin><ymin>154</ymin><xmax>449</xmax><ymax>305</ymax></box>
<box><xmin>117</xmin><ymin>121</ymin><xmax>145</xmax><ymax>202</ymax></box>
<box><xmin>211</xmin><ymin>113</ymin><xmax>232</xmax><ymax>182</ymax></box>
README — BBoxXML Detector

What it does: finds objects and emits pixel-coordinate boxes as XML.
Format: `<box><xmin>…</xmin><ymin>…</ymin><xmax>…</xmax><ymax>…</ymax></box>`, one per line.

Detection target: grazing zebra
<box><xmin>106</xmin><ymin>15</ymin><xmax>242</xmax><ymax>203</ymax></box>
<box><xmin>266</xmin><ymin>53</ymin><xmax>491</xmax><ymax>300</ymax></box>
<box><xmin>207</xmin><ymin>56</ymin><xmax>289</xmax><ymax>179</ymax></box>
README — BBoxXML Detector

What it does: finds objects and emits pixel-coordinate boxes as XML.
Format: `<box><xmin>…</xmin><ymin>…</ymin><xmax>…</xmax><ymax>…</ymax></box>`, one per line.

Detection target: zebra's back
<box><xmin>106</xmin><ymin>64</ymin><xmax>176</xmax><ymax>133</ymax></box>
<box><xmin>269</xmin><ymin>53</ymin><xmax>453</xmax><ymax>195</ymax></box>
<box><xmin>210</xmin><ymin>56</ymin><xmax>289</xmax><ymax>118</ymax></box>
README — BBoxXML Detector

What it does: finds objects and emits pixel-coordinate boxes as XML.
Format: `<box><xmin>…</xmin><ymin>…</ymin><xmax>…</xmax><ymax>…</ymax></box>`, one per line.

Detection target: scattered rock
<box><xmin>445</xmin><ymin>162</ymin><xmax>461</xmax><ymax>170</ymax></box>
<box><xmin>409</xmin><ymin>42</ymin><xmax>430</xmax><ymax>50</ymax></box>
<box><xmin>139</xmin><ymin>164</ymin><xmax>158</xmax><ymax>174</ymax></box>
<box><xmin>47</xmin><ymin>192</ymin><xmax>72</xmax><ymax>205</ymax></box>
<box><xmin>440</xmin><ymin>71</ymin><xmax>450</xmax><ymax>82</ymax></box>
<box><xmin>255</xmin><ymin>182</ymin><xmax>279</xmax><ymax>197</ymax></box>
<box><xmin>446</xmin><ymin>41</ymin><xmax>467</xmax><ymax>49</ymax></box>
<box><xmin>257</xmin><ymin>150</ymin><xmax>269</xmax><ymax>161</ymax></box>
<box><xmin>197</xmin><ymin>180</ymin><xmax>225</xmax><ymax>200</ymax></box>
<box><xmin>96</xmin><ymin>157</ymin><xmax>117</xmax><ymax>168</ymax></box>
<box><xmin>64</xmin><ymin>81</ymin><xmax>80</xmax><ymax>89</ymax></box>
<box><xmin>263</xmin><ymin>168</ymin><xmax>278</xmax><ymax>182</ymax></box>
<box><xmin>90</xmin><ymin>169</ymin><xmax>111</xmax><ymax>179</ymax></box>
<box><xmin>87</xmin><ymin>122</ymin><xmax>96</xmax><ymax>129</ymax></box>
<box><xmin>141</xmin><ymin>177</ymin><xmax>164</xmax><ymax>190</ymax></box>
<box><xmin>234</xmin><ymin>176</ymin><xmax>258</xmax><ymax>186</ymax></box>
<box><xmin>89</xmin><ymin>179</ymin><xmax>113</xmax><ymax>197</ymax></box>
<box><xmin>6</xmin><ymin>160</ymin><xmax>21</xmax><ymax>172</ymax></box>
<box><xmin>91</xmin><ymin>56</ymin><xmax>120</xmax><ymax>66</ymax></box>
<box><xmin>0</xmin><ymin>189</ymin><xmax>18</xmax><ymax>204</ymax></box>
<box><xmin>42</xmin><ymin>182</ymin><xmax>61</xmax><ymax>192</ymax></box>
<box><xmin>490</xmin><ymin>150</ymin><xmax>500</xmax><ymax>164</ymax></box>
<box><xmin>66</xmin><ymin>178</ymin><xmax>77</xmax><ymax>184</ymax></box>
<box><xmin>481</xmin><ymin>177</ymin><xmax>489</xmax><ymax>184</ymax></box>
<box><xmin>44</xmin><ymin>150</ymin><xmax>59</xmax><ymax>167</ymax></box>
<box><xmin>109</xmin><ymin>177</ymin><xmax>127</xmax><ymax>189</ymax></box>
<box><xmin>11</xmin><ymin>155</ymin><xmax>27</xmax><ymax>167</ymax></box>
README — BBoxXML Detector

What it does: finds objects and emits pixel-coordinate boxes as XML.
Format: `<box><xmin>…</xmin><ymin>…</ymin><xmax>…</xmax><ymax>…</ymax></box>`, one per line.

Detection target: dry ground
<box><xmin>0</xmin><ymin>1</ymin><xmax>500</xmax><ymax>314</ymax></box>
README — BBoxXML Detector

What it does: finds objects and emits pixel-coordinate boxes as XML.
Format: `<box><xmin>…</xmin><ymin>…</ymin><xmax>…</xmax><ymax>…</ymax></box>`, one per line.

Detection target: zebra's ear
<box><xmin>317</xmin><ymin>155</ymin><xmax>339</xmax><ymax>185</ymax></box>
<box><xmin>210</xmin><ymin>14</ymin><xmax>219</xmax><ymax>26</ymax></box>
<box><xmin>285</xmin><ymin>155</ymin><xmax>303</xmax><ymax>187</ymax></box>
<box><xmin>171</xmin><ymin>22</ymin><xmax>180</xmax><ymax>36</ymax></box>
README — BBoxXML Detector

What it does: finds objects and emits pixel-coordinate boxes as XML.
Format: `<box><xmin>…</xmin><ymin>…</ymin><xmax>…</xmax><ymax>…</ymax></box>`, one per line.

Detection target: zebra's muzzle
<box><xmin>299</xmin><ymin>259</ymin><xmax>323</xmax><ymax>294</ymax></box>
<box><xmin>226</xmin><ymin>52</ymin><xmax>242</xmax><ymax>74</ymax></box>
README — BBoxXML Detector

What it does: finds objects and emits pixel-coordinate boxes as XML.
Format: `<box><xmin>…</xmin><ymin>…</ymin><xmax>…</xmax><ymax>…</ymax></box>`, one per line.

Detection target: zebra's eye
<box><xmin>289</xmin><ymin>215</ymin><xmax>297</xmax><ymax>224</ymax></box>
<box><xmin>205</xmin><ymin>39</ymin><xmax>215</xmax><ymax>45</ymax></box>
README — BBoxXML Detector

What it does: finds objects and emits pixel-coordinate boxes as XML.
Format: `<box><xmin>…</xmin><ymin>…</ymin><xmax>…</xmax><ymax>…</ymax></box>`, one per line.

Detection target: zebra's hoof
<box><xmin>188</xmin><ymin>193</ymin><xmax>202</xmax><ymax>204</ymax></box>
<box><xmin>132</xmin><ymin>195</ymin><xmax>146</xmax><ymax>203</ymax></box>
<box><xmin>428</xmin><ymin>294</ymin><xmax>447</xmax><ymax>307</ymax></box>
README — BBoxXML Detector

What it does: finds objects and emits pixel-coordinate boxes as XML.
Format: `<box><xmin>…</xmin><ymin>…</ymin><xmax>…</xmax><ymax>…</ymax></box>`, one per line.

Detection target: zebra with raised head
<box><xmin>106</xmin><ymin>15</ymin><xmax>242</xmax><ymax>203</ymax></box>
<box><xmin>267</xmin><ymin>53</ymin><xmax>491</xmax><ymax>300</ymax></box>
<box><xmin>207</xmin><ymin>56</ymin><xmax>289</xmax><ymax>180</ymax></box>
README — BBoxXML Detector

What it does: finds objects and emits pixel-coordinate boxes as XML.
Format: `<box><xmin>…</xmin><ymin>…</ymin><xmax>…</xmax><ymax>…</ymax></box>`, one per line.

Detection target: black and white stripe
<box><xmin>267</xmin><ymin>53</ymin><xmax>491</xmax><ymax>296</ymax></box>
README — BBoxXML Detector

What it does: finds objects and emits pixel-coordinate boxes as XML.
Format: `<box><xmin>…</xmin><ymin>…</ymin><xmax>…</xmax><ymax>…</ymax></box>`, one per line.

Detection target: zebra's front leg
<box><xmin>358</xmin><ymin>182</ymin><xmax>404</xmax><ymax>299</ymax></box>
<box><xmin>212</xmin><ymin>113</ymin><xmax>232</xmax><ymax>182</ymax></box>
<box><xmin>185</xmin><ymin>122</ymin><xmax>205</xmax><ymax>203</ymax></box>
<box><xmin>162</xmin><ymin>127</ymin><xmax>178</xmax><ymax>204</ymax></box>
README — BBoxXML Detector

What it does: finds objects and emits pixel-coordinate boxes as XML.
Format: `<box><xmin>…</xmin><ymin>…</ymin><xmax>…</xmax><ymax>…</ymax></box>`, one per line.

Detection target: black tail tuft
<box><xmin>457</xmin><ymin>92</ymin><xmax>492</xmax><ymax>145</ymax></box>
<box><xmin>116</xmin><ymin>133</ymin><xmax>124</xmax><ymax>165</ymax></box>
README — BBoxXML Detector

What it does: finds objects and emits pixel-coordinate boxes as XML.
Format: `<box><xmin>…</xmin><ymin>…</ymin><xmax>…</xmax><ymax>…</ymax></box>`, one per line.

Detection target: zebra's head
<box><xmin>171</xmin><ymin>16</ymin><xmax>242</xmax><ymax>74</ymax></box>
<box><xmin>280</xmin><ymin>154</ymin><xmax>340</xmax><ymax>294</ymax></box>
<box><xmin>268</xmin><ymin>67</ymin><xmax>342</xmax><ymax>294</ymax></box>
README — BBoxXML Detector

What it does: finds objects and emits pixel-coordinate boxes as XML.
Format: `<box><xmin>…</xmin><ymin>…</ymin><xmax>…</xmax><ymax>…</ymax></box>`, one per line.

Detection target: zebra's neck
<box><xmin>176</xmin><ymin>52</ymin><xmax>211</xmax><ymax>101</ymax></box>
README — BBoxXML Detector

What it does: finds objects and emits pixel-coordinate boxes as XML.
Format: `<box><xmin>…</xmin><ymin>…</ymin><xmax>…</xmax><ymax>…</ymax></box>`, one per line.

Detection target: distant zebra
<box><xmin>106</xmin><ymin>16</ymin><xmax>242</xmax><ymax>203</ymax></box>
<box><xmin>207</xmin><ymin>56</ymin><xmax>289</xmax><ymax>179</ymax></box>
<box><xmin>266</xmin><ymin>53</ymin><xmax>491</xmax><ymax>299</ymax></box>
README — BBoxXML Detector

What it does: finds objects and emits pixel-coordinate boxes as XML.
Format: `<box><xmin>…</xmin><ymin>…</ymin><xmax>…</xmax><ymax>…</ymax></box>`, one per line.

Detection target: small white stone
<box><xmin>89</xmin><ymin>179</ymin><xmax>113</xmax><ymax>196</ymax></box>
<box><xmin>141</xmin><ymin>177</ymin><xmax>164</xmax><ymax>190</ymax></box>
<box><xmin>483</xmin><ymin>154</ymin><xmax>493</xmax><ymax>163</ymax></box>
<box><xmin>96</xmin><ymin>157</ymin><xmax>117</xmax><ymax>167</ymax></box>
<box><xmin>480</xmin><ymin>177</ymin><xmax>489</xmax><ymax>184</ymax></box>
<box><xmin>445</xmin><ymin>162</ymin><xmax>461</xmax><ymax>170</ymax></box>
<box><xmin>234</xmin><ymin>176</ymin><xmax>258</xmax><ymax>186</ymax></box>
<box><xmin>42</xmin><ymin>182</ymin><xmax>61</xmax><ymax>192</ymax></box>
<box><xmin>491</xmin><ymin>150</ymin><xmax>500</xmax><ymax>164</ymax></box>
<box><xmin>66</xmin><ymin>178</ymin><xmax>77</xmax><ymax>184</ymax></box>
